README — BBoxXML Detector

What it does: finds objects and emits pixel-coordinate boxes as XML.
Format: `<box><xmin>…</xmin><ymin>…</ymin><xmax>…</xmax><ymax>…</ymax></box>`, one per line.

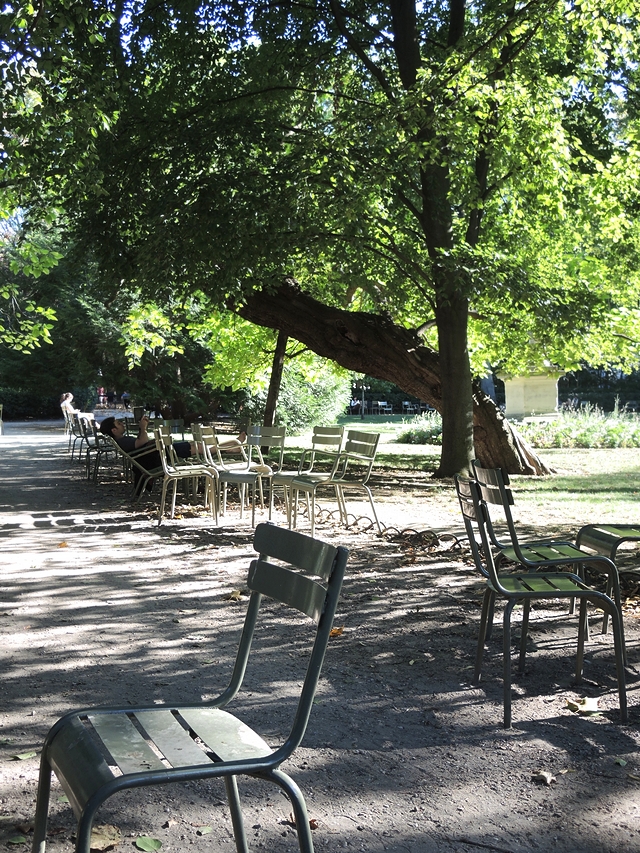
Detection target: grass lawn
<box><xmin>282</xmin><ymin>422</ymin><xmax>640</xmax><ymax>531</ymax></box>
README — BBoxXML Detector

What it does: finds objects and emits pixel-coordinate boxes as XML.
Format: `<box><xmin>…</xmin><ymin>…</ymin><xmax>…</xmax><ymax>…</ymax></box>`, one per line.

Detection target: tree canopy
<box><xmin>4</xmin><ymin>0</ymin><xmax>640</xmax><ymax>472</ymax></box>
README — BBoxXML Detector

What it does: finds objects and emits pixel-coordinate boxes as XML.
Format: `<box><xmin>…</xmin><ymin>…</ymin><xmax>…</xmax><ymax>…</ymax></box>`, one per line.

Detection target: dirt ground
<box><xmin>2</xmin><ymin>421</ymin><xmax>640</xmax><ymax>853</ymax></box>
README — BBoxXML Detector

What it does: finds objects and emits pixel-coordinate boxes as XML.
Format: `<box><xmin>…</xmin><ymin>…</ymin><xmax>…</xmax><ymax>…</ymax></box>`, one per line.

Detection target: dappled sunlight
<box><xmin>2</xmin><ymin>426</ymin><xmax>640</xmax><ymax>851</ymax></box>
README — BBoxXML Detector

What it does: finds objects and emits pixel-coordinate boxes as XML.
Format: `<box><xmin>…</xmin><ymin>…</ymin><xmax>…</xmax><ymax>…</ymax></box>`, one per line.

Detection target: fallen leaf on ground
<box><xmin>532</xmin><ymin>770</ymin><xmax>556</xmax><ymax>786</ymax></box>
<box><xmin>7</xmin><ymin>836</ymin><xmax>27</xmax><ymax>845</ymax></box>
<box><xmin>10</xmin><ymin>752</ymin><xmax>37</xmax><ymax>761</ymax></box>
<box><xmin>627</xmin><ymin>773</ymin><xmax>640</xmax><ymax>782</ymax></box>
<box><xmin>615</xmin><ymin>758</ymin><xmax>628</xmax><ymax>766</ymax></box>
<box><xmin>89</xmin><ymin>824</ymin><xmax>122</xmax><ymax>850</ymax></box>
<box><xmin>135</xmin><ymin>837</ymin><xmax>162</xmax><ymax>851</ymax></box>
<box><xmin>196</xmin><ymin>826</ymin><xmax>212</xmax><ymax>836</ymax></box>
<box><xmin>224</xmin><ymin>590</ymin><xmax>243</xmax><ymax>601</ymax></box>
<box><xmin>57</xmin><ymin>542</ymin><xmax>68</xmax><ymax>548</ymax></box>
<box><xmin>288</xmin><ymin>813</ymin><xmax>319</xmax><ymax>830</ymax></box>
<box><xmin>330</xmin><ymin>627</ymin><xmax>344</xmax><ymax>637</ymax></box>
<box><xmin>14</xmin><ymin>823</ymin><xmax>33</xmax><ymax>833</ymax></box>
<box><xmin>566</xmin><ymin>697</ymin><xmax>600</xmax><ymax>715</ymax></box>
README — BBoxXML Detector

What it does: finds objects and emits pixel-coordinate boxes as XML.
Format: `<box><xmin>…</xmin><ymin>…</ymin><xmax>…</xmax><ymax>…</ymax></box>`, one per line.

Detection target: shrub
<box><xmin>396</xmin><ymin>411</ymin><xmax>443</xmax><ymax>445</ymax></box>
<box><xmin>518</xmin><ymin>405</ymin><xmax>640</xmax><ymax>448</ymax></box>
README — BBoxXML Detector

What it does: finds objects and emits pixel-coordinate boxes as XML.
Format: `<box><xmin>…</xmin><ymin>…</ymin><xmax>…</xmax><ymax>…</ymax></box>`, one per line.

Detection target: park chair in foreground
<box><xmin>471</xmin><ymin>461</ymin><xmax>625</xmax><ymax>642</ymax></box>
<box><xmin>31</xmin><ymin>523</ymin><xmax>349</xmax><ymax>853</ymax></box>
<box><xmin>291</xmin><ymin>430</ymin><xmax>381</xmax><ymax>536</ymax></box>
<box><xmin>455</xmin><ymin>476</ymin><xmax>627</xmax><ymax>728</ymax></box>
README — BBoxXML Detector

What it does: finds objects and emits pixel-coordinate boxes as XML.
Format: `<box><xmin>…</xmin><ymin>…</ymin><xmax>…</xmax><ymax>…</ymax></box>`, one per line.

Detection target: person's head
<box><xmin>100</xmin><ymin>416</ymin><xmax>126</xmax><ymax>438</ymax></box>
<box><xmin>60</xmin><ymin>392</ymin><xmax>73</xmax><ymax>403</ymax></box>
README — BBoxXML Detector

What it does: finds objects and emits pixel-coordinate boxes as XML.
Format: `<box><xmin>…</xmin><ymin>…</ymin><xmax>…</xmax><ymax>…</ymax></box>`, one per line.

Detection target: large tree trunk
<box><xmin>236</xmin><ymin>279</ymin><xmax>551</xmax><ymax>476</ymax></box>
<box><xmin>435</xmin><ymin>294</ymin><xmax>475</xmax><ymax>476</ymax></box>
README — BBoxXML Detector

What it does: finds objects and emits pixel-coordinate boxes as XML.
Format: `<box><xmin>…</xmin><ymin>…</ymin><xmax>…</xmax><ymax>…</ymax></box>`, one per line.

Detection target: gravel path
<box><xmin>1</xmin><ymin>422</ymin><xmax>640</xmax><ymax>853</ymax></box>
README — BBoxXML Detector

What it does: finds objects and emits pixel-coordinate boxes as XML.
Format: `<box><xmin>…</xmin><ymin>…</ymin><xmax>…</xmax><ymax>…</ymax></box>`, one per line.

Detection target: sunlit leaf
<box><xmin>89</xmin><ymin>823</ymin><xmax>122</xmax><ymax>850</ymax></box>
<box><xmin>135</xmin><ymin>837</ymin><xmax>162</xmax><ymax>851</ymax></box>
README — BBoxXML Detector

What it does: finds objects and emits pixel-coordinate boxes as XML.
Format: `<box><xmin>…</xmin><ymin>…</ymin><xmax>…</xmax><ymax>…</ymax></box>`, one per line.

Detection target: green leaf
<box><xmin>136</xmin><ymin>837</ymin><xmax>162</xmax><ymax>851</ymax></box>
<box><xmin>10</xmin><ymin>751</ymin><xmax>37</xmax><ymax>761</ymax></box>
<box><xmin>8</xmin><ymin>837</ymin><xmax>27</xmax><ymax>845</ymax></box>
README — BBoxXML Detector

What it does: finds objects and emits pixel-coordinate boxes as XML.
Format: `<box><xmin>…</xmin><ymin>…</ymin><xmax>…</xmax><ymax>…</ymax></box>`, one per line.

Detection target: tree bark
<box><xmin>435</xmin><ymin>295</ymin><xmax>475</xmax><ymax>476</ymax></box>
<box><xmin>235</xmin><ymin>279</ymin><xmax>552</xmax><ymax>476</ymax></box>
<box><xmin>263</xmin><ymin>330</ymin><xmax>287</xmax><ymax>427</ymax></box>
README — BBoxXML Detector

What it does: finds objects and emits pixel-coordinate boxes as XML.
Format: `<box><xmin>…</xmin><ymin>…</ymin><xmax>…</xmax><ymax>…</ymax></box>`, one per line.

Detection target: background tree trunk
<box><xmin>263</xmin><ymin>330</ymin><xmax>287</xmax><ymax>427</ymax></box>
<box><xmin>236</xmin><ymin>279</ymin><xmax>552</xmax><ymax>476</ymax></box>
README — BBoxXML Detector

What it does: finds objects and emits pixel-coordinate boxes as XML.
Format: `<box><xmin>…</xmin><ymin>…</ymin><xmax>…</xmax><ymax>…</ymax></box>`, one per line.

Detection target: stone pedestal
<box><xmin>500</xmin><ymin>372</ymin><xmax>564</xmax><ymax>420</ymax></box>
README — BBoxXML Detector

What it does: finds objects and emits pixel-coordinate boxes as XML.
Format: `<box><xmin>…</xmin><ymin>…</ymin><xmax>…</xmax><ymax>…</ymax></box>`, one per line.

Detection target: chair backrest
<box><xmin>454</xmin><ymin>475</ymin><xmax>501</xmax><ymax>587</ymax></box>
<box><xmin>167</xmin><ymin>418</ymin><xmax>185</xmax><ymax>439</ymax></box>
<box><xmin>311</xmin><ymin>425</ymin><xmax>344</xmax><ymax>451</ymax></box>
<box><xmin>247</xmin><ymin>425</ymin><xmax>286</xmax><ymax>472</ymax></box>
<box><xmin>297</xmin><ymin>425</ymin><xmax>344</xmax><ymax>474</ymax></box>
<box><xmin>221</xmin><ymin>522</ymin><xmax>349</xmax><ymax>758</ymax></box>
<box><xmin>333</xmin><ymin>430</ymin><xmax>380</xmax><ymax>484</ymax></box>
<box><xmin>471</xmin><ymin>460</ymin><xmax>519</xmax><ymax>551</ymax></box>
<box><xmin>154</xmin><ymin>429</ymin><xmax>180</xmax><ymax>473</ymax></box>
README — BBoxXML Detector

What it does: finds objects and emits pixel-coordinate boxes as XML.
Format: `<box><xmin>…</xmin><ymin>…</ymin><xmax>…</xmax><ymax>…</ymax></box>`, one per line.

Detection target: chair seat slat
<box><xmin>88</xmin><ymin>714</ymin><xmax>166</xmax><ymax>774</ymax></box>
<box><xmin>179</xmin><ymin>708</ymin><xmax>272</xmax><ymax>762</ymax></box>
<box><xmin>136</xmin><ymin>711</ymin><xmax>213</xmax><ymax>768</ymax></box>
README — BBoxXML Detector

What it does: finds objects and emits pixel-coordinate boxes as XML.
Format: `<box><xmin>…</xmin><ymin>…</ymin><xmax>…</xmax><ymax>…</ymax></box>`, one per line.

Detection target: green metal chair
<box><xmin>154</xmin><ymin>430</ymin><xmax>218</xmax><ymax>526</ymax></box>
<box><xmin>101</xmin><ymin>435</ymin><xmax>165</xmax><ymax>499</ymax></box>
<box><xmin>291</xmin><ymin>430</ymin><xmax>381</xmax><ymax>536</ymax></box>
<box><xmin>31</xmin><ymin>523</ymin><xmax>349</xmax><ymax>853</ymax></box>
<box><xmin>471</xmin><ymin>461</ymin><xmax>625</xmax><ymax>642</ymax></box>
<box><xmin>269</xmin><ymin>425</ymin><xmax>344</xmax><ymax>523</ymax></box>
<box><xmin>218</xmin><ymin>426</ymin><xmax>285</xmax><ymax>527</ymax></box>
<box><xmin>576</xmin><ymin>523</ymin><xmax>640</xmax><ymax>562</ymax></box>
<box><xmin>455</xmin><ymin>475</ymin><xmax>627</xmax><ymax>728</ymax></box>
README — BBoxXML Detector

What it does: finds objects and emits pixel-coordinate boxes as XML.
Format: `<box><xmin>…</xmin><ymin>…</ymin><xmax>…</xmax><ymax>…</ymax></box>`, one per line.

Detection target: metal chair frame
<box><xmin>471</xmin><ymin>461</ymin><xmax>625</xmax><ymax>643</ymax></box>
<box><xmin>154</xmin><ymin>430</ymin><xmax>218</xmax><ymax>526</ymax></box>
<box><xmin>291</xmin><ymin>430</ymin><xmax>381</xmax><ymax>536</ymax></box>
<box><xmin>269</xmin><ymin>426</ymin><xmax>344</xmax><ymax>524</ymax></box>
<box><xmin>455</xmin><ymin>475</ymin><xmax>627</xmax><ymax>728</ymax></box>
<box><xmin>31</xmin><ymin>523</ymin><xmax>348</xmax><ymax>853</ymax></box>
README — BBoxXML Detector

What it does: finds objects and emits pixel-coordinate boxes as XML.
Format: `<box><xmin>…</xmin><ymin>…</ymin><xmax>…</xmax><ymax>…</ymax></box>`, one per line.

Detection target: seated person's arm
<box><xmin>135</xmin><ymin>415</ymin><xmax>151</xmax><ymax>449</ymax></box>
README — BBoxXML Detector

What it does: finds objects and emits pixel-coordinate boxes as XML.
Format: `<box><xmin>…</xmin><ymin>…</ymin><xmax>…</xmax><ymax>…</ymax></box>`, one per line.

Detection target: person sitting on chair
<box><xmin>99</xmin><ymin>416</ymin><xmax>247</xmax><ymax>492</ymax></box>
<box><xmin>60</xmin><ymin>393</ymin><xmax>78</xmax><ymax>416</ymax></box>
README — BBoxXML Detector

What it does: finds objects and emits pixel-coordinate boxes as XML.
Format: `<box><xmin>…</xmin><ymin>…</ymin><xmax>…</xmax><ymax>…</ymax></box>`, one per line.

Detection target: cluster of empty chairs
<box><xmin>456</xmin><ymin>461</ymin><xmax>628</xmax><ymax>728</ymax></box>
<box><xmin>91</xmin><ymin>418</ymin><xmax>382</xmax><ymax>531</ymax></box>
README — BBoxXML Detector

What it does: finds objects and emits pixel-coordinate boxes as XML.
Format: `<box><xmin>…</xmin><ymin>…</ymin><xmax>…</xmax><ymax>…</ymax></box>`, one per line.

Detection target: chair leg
<box><xmin>309</xmin><ymin>491</ymin><xmax>316</xmax><ymax>537</ymax></box>
<box><xmin>224</xmin><ymin>775</ymin><xmax>249</xmax><ymax>853</ymax></box>
<box><xmin>503</xmin><ymin>599</ymin><xmax>517</xmax><ymax>729</ymax></box>
<box><xmin>267</xmin><ymin>768</ymin><xmax>315</xmax><ymax>853</ymax></box>
<box><xmin>158</xmin><ymin>479</ymin><xmax>170</xmax><ymax>526</ymax></box>
<box><xmin>608</xmin><ymin>601</ymin><xmax>628</xmax><ymax>724</ymax></box>
<box><xmin>606</xmin><ymin>575</ymin><xmax>627</xmax><ymax>664</ymax></box>
<box><xmin>575</xmin><ymin>598</ymin><xmax>588</xmax><ymax>682</ymax></box>
<box><xmin>518</xmin><ymin>599</ymin><xmax>531</xmax><ymax>674</ymax></box>
<box><xmin>170</xmin><ymin>479</ymin><xmax>179</xmax><ymax>519</ymax></box>
<box><xmin>32</xmin><ymin>756</ymin><xmax>52</xmax><ymax>853</ymax></box>
<box><xmin>473</xmin><ymin>589</ymin><xmax>493</xmax><ymax>686</ymax></box>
